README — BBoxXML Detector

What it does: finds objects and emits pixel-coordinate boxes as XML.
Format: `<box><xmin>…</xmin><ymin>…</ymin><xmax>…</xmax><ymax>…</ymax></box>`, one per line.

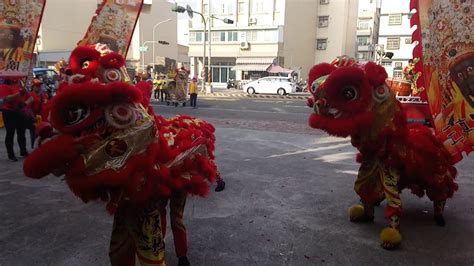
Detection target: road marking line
<box><xmin>266</xmin><ymin>143</ymin><xmax>352</xmax><ymax>158</ymax></box>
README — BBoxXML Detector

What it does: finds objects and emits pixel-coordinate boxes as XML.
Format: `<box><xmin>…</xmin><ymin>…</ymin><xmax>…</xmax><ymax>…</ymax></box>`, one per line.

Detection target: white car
<box><xmin>243</xmin><ymin>76</ymin><xmax>296</xmax><ymax>95</ymax></box>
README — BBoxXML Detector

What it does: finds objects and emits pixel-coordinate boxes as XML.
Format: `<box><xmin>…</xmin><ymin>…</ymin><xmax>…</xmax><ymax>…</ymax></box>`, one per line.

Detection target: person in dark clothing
<box><xmin>0</xmin><ymin>79</ymin><xmax>29</xmax><ymax>161</ymax></box>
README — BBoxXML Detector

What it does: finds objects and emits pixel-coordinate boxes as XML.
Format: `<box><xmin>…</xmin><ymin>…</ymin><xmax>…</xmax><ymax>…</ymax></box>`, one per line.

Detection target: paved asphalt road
<box><xmin>0</xmin><ymin>96</ymin><xmax>473</xmax><ymax>265</ymax></box>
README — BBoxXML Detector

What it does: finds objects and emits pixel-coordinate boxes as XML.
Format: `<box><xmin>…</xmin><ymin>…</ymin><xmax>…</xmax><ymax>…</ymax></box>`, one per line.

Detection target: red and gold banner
<box><xmin>411</xmin><ymin>0</ymin><xmax>474</xmax><ymax>163</ymax></box>
<box><xmin>0</xmin><ymin>0</ymin><xmax>46</xmax><ymax>77</ymax></box>
<box><xmin>78</xmin><ymin>0</ymin><xmax>144</xmax><ymax>57</ymax></box>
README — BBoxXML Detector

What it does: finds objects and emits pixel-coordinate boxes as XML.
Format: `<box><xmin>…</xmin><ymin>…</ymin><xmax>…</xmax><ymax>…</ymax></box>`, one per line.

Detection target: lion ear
<box><xmin>363</xmin><ymin>61</ymin><xmax>388</xmax><ymax>87</ymax></box>
<box><xmin>308</xmin><ymin>63</ymin><xmax>337</xmax><ymax>87</ymax></box>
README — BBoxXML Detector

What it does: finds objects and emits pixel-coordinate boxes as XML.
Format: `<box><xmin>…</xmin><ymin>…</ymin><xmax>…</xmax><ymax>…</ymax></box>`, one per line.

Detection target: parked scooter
<box><xmin>227</xmin><ymin>79</ymin><xmax>236</xmax><ymax>89</ymax></box>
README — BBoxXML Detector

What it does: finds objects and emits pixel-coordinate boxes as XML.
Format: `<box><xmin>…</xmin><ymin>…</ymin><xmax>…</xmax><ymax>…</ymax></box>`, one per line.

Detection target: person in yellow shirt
<box><xmin>188</xmin><ymin>77</ymin><xmax>199</xmax><ymax>108</ymax></box>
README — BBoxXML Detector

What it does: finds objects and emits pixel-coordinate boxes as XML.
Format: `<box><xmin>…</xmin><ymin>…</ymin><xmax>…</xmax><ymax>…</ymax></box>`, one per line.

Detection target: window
<box><xmin>264</xmin><ymin>30</ymin><xmax>277</xmax><ymax>42</ymax></box>
<box><xmin>211</xmin><ymin>32</ymin><xmax>226</xmax><ymax>42</ymax></box>
<box><xmin>228</xmin><ymin>31</ymin><xmax>238</xmax><ymax>42</ymax></box>
<box><xmin>318</xmin><ymin>16</ymin><xmax>329</xmax><ymax>28</ymax></box>
<box><xmin>388</xmin><ymin>14</ymin><xmax>402</xmax><ymax>25</ymax></box>
<box><xmin>393</xmin><ymin>70</ymin><xmax>403</xmax><ymax>79</ymax></box>
<box><xmin>357</xmin><ymin>36</ymin><xmax>369</xmax><ymax>46</ymax></box>
<box><xmin>317</xmin><ymin>39</ymin><xmax>327</xmax><ymax>50</ymax></box>
<box><xmin>211</xmin><ymin>66</ymin><xmax>234</xmax><ymax>83</ymax></box>
<box><xmin>358</xmin><ymin>21</ymin><xmax>369</xmax><ymax>30</ymax></box>
<box><xmin>195</xmin><ymin>32</ymin><xmax>202</xmax><ymax>42</ymax></box>
<box><xmin>189</xmin><ymin>32</ymin><xmax>196</xmax><ymax>42</ymax></box>
<box><xmin>405</xmin><ymin>37</ymin><xmax>412</xmax><ymax>44</ymax></box>
<box><xmin>357</xmin><ymin>52</ymin><xmax>370</xmax><ymax>60</ymax></box>
<box><xmin>320</xmin><ymin>0</ymin><xmax>329</xmax><ymax>4</ymax></box>
<box><xmin>217</xmin><ymin>3</ymin><xmax>234</xmax><ymax>14</ymax></box>
<box><xmin>238</xmin><ymin>1</ymin><xmax>245</xmax><ymax>14</ymax></box>
<box><xmin>253</xmin><ymin>0</ymin><xmax>265</xmax><ymax>13</ymax></box>
<box><xmin>386</xmin><ymin>37</ymin><xmax>400</xmax><ymax>50</ymax></box>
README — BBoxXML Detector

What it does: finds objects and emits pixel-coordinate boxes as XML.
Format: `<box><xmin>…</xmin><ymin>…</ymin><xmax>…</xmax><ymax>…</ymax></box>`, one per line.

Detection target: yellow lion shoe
<box><xmin>380</xmin><ymin>227</ymin><xmax>402</xmax><ymax>250</ymax></box>
<box><xmin>349</xmin><ymin>204</ymin><xmax>374</xmax><ymax>222</ymax></box>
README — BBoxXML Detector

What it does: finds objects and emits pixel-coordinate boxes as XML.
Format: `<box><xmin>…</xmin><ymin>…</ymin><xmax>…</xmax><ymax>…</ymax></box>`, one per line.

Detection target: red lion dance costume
<box><xmin>23</xmin><ymin>45</ymin><xmax>218</xmax><ymax>266</ymax></box>
<box><xmin>307</xmin><ymin>58</ymin><xmax>458</xmax><ymax>250</ymax></box>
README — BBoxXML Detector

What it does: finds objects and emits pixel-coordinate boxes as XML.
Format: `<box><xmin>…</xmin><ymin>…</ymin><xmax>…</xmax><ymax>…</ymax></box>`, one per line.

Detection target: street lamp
<box><xmin>207</xmin><ymin>15</ymin><xmax>233</xmax><ymax>93</ymax></box>
<box><xmin>172</xmin><ymin>4</ymin><xmax>233</xmax><ymax>93</ymax></box>
<box><xmin>173</xmin><ymin>4</ymin><xmax>208</xmax><ymax>92</ymax></box>
<box><xmin>152</xmin><ymin>18</ymin><xmax>172</xmax><ymax>75</ymax></box>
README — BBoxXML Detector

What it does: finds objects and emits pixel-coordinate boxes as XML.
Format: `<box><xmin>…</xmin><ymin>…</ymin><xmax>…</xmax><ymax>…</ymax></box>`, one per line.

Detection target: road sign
<box><xmin>139</xmin><ymin>46</ymin><xmax>148</xmax><ymax>52</ymax></box>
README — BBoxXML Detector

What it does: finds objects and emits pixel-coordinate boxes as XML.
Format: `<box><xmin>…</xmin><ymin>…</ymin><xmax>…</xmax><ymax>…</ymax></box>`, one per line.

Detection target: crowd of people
<box><xmin>0</xmin><ymin>77</ymin><xmax>49</xmax><ymax>162</ymax></box>
<box><xmin>135</xmin><ymin>71</ymin><xmax>201</xmax><ymax>108</ymax></box>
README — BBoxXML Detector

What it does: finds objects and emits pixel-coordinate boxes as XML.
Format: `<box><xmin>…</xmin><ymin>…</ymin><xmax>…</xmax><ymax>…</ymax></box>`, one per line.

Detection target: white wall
<box><xmin>314</xmin><ymin>0</ymin><xmax>358</xmax><ymax>64</ymax></box>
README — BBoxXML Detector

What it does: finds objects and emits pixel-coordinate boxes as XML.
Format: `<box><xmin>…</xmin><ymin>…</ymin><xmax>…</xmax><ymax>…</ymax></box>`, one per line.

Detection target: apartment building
<box><xmin>186</xmin><ymin>0</ymin><xmax>358</xmax><ymax>87</ymax></box>
<box><xmin>36</xmin><ymin>0</ymin><xmax>178</xmax><ymax>73</ymax></box>
<box><xmin>314</xmin><ymin>0</ymin><xmax>359</xmax><ymax>64</ymax></box>
<box><xmin>378</xmin><ymin>0</ymin><xmax>415</xmax><ymax>79</ymax></box>
<box><xmin>356</xmin><ymin>0</ymin><xmax>380</xmax><ymax>62</ymax></box>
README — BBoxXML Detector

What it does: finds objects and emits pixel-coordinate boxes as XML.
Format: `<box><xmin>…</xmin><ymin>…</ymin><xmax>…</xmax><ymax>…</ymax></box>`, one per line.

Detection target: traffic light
<box><xmin>171</xmin><ymin>3</ymin><xmax>186</xmax><ymax>13</ymax></box>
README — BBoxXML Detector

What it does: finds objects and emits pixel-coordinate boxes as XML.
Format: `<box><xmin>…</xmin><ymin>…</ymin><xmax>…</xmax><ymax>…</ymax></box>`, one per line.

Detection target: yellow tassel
<box><xmin>380</xmin><ymin>227</ymin><xmax>402</xmax><ymax>245</ymax></box>
<box><xmin>349</xmin><ymin>204</ymin><xmax>365</xmax><ymax>221</ymax></box>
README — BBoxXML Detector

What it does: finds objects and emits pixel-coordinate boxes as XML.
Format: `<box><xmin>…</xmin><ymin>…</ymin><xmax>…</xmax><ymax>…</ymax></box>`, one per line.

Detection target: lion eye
<box><xmin>310</xmin><ymin>82</ymin><xmax>318</xmax><ymax>94</ymax></box>
<box><xmin>63</xmin><ymin>105</ymin><xmax>90</xmax><ymax>125</ymax></box>
<box><xmin>341</xmin><ymin>86</ymin><xmax>358</xmax><ymax>101</ymax></box>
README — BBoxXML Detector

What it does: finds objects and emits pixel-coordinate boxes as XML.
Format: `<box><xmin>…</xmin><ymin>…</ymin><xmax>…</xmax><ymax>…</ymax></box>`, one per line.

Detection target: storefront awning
<box><xmin>231</xmin><ymin>57</ymin><xmax>275</xmax><ymax>71</ymax></box>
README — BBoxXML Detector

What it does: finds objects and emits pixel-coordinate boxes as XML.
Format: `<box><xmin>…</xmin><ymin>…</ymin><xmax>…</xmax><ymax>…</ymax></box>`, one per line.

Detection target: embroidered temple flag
<box><xmin>410</xmin><ymin>0</ymin><xmax>474</xmax><ymax>163</ymax></box>
<box><xmin>78</xmin><ymin>0</ymin><xmax>144</xmax><ymax>57</ymax></box>
<box><xmin>0</xmin><ymin>0</ymin><xmax>46</xmax><ymax>77</ymax></box>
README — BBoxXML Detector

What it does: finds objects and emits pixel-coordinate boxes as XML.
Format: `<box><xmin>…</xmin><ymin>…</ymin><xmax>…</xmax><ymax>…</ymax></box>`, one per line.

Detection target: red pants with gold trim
<box><xmin>355</xmin><ymin>159</ymin><xmax>402</xmax><ymax>218</ymax></box>
<box><xmin>159</xmin><ymin>193</ymin><xmax>187</xmax><ymax>258</ymax></box>
<box><xmin>109</xmin><ymin>198</ymin><xmax>166</xmax><ymax>266</ymax></box>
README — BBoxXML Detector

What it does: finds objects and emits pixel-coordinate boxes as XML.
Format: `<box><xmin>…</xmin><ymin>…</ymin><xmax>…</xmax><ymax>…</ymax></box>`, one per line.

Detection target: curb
<box><xmin>201</xmin><ymin>93</ymin><xmax>310</xmax><ymax>100</ymax></box>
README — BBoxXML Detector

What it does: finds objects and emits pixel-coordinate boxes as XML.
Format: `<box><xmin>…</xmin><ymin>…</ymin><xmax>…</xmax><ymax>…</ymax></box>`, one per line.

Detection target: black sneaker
<box><xmin>8</xmin><ymin>155</ymin><xmax>18</xmax><ymax>162</ymax></box>
<box><xmin>20</xmin><ymin>151</ymin><xmax>29</xmax><ymax>157</ymax></box>
<box><xmin>178</xmin><ymin>256</ymin><xmax>190</xmax><ymax>266</ymax></box>
<box><xmin>215</xmin><ymin>180</ymin><xmax>226</xmax><ymax>192</ymax></box>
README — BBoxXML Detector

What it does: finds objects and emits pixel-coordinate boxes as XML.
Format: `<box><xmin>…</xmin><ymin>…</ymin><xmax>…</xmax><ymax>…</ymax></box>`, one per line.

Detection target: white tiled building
<box><xmin>314</xmin><ymin>0</ymin><xmax>359</xmax><ymax>64</ymax></box>
<box><xmin>356</xmin><ymin>0</ymin><xmax>380</xmax><ymax>62</ymax></box>
<box><xmin>378</xmin><ymin>0</ymin><xmax>416</xmax><ymax>78</ymax></box>
<box><xmin>186</xmin><ymin>0</ymin><xmax>358</xmax><ymax>87</ymax></box>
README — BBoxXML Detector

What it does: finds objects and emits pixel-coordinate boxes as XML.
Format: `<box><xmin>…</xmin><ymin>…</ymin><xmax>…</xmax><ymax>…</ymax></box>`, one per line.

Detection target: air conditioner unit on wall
<box><xmin>240</xmin><ymin>41</ymin><xmax>250</xmax><ymax>50</ymax></box>
<box><xmin>249</xmin><ymin>17</ymin><xmax>257</xmax><ymax>25</ymax></box>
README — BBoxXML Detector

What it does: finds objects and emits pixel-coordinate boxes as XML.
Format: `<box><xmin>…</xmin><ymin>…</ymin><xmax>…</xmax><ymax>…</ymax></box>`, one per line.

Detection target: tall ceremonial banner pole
<box><xmin>410</xmin><ymin>0</ymin><xmax>474</xmax><ymax>163</ymax></box>
<box><xmin>78</xmin><ymin>0</ymin><xmax>144</xmax><ymax>59</ymax></box>
<box><xmin>0</xmin><ymin>0</ymin><xmax>47</xmax><ymax>78</ymax></box>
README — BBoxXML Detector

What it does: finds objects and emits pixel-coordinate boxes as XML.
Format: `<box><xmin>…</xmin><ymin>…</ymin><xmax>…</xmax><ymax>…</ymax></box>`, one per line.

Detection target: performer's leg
<box><xmin>16</xmin><ymin>116</ymin><xmax>27</xmax><ymax>156</ymax></box>
<box><xmin>215</xmin><ymin>171</ymin><xmax>226</xmax><ymax>192</ymax></box>
<box><xmin>350</xmin><ymin>160</ymin><xmax>383</xmax><ymax>222</ymax></box>
<box><xmin>2</xmin><ymin>111</ymin><xmax>17</xmax><ymax>159</ymax></box>
<box><xmin>129</xmin><ymin>198</ymin><xmax>166</xmax><ymax>266</ymax></box>
<box><xmin>380</xmin><ymin>167</ymin><xmax>402</xmax><ymax>250</ymax></box>
<box><xmin>109</xmin><ymin>203</ymin><xmax>137</xmax><ymax>266</ymax></box>
<box><xmin>170</xmin><ymin>193</ymin><xmax>188</xmax><ymax>264</ymax></box>
<box><xmin>433</xmin><ymin>200</ymin><xmax>446</xmax><ymax>226</ymax></box>
<box><xmin>158</xmin><ymin>198</ymin><xmax>169</xmax><ymax>237</ymax></box>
